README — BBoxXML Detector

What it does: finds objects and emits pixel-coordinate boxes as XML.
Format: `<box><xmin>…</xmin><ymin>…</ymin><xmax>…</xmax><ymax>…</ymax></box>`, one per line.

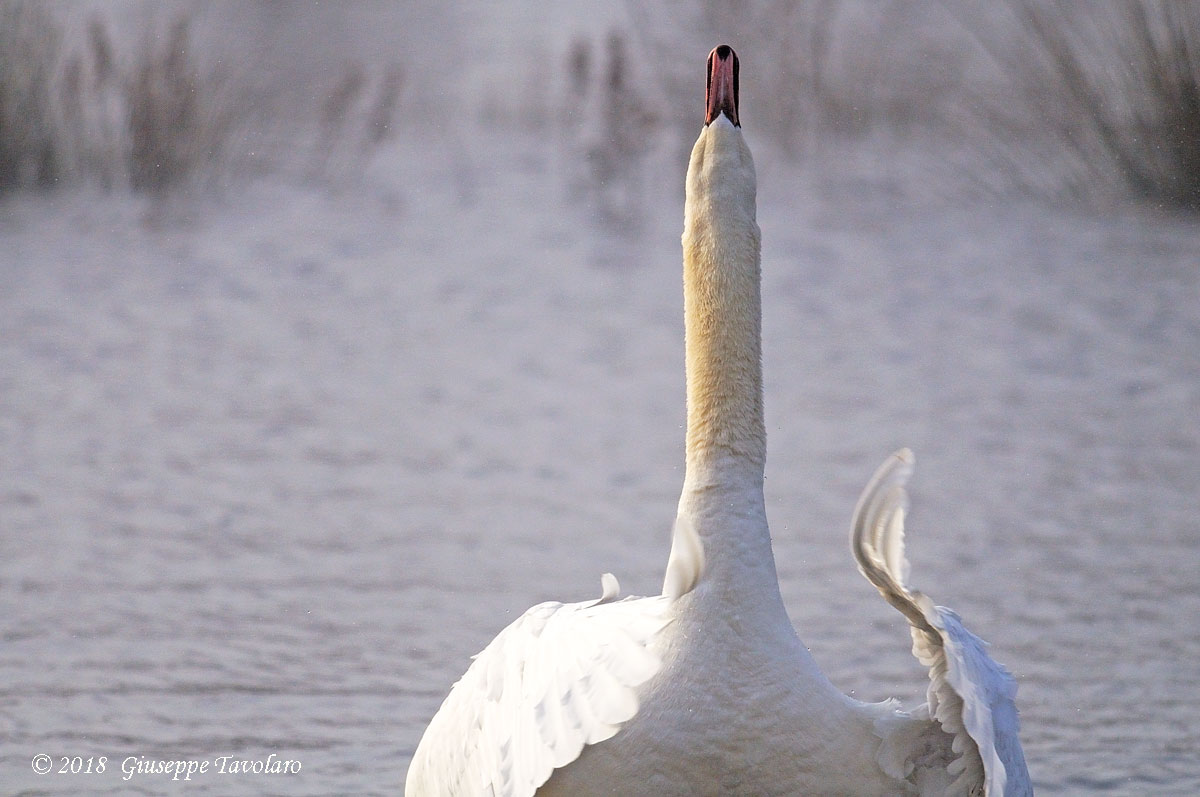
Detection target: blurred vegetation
<box><xmin>0</xmin><ymin>2</ymin><xmax>241</xmax><ymax>195</ymax></box>
<box><xmin>625</xmin><ymin>0</ymin><xmax>1200</xmax><ymax>211</ymax></box>
<box><xmin>0</xmin><ymin>0</ymin><xmax>401</xmax><ymax>196</ymax></box>
<box><xmin>125</xmin><ymin>17</ymin><xmax>229</xmax><ymax>193</ymax></box>
<box><xmin>0</xmin><ymin>2</ymin><xmax>62</xmax><ymax>192</ymax></box>
<box><xmin>2</xmin><ymin>0</ymin><xmax>1198</xmax><ymax>210</ymax></box>
<box><xmin>972</xmin><ymin>0</ymin><xmax>1200</xmax><ymax>210</ymax></box>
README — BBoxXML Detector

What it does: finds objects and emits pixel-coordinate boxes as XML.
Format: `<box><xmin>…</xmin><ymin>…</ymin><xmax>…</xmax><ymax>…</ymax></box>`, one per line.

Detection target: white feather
<box><xmin>662</xmin><ymin>515</ymin><xmax>705</xmax><ymax>600</ymax></box>
<box><xmin>853</xmin><ymin>449</ymin><xmax>1033</xmax><ymax>796</ymax></box>
<box><xmin>405</xmin><ymin>578</ymin><xmax>672</xmax><ymax>796</ymax></box>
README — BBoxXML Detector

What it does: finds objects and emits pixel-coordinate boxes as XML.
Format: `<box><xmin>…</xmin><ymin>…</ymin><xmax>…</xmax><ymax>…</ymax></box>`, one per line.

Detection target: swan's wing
<box><xmin>405</xmin><ymin>576</ymin><xmax>672</xmax><ymax>797</ymax></box>
<box><xmin>852</xmin><ymin>450</ymin><xmax>1033</xmax><ymax>797</ymax></box>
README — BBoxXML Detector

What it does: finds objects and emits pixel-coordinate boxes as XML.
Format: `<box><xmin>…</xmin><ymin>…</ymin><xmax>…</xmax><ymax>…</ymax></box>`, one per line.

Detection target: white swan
<box><xmin>405</xmin><ymin>45</ymin><xmax>1031</xmax><ymax>796</ymax></box>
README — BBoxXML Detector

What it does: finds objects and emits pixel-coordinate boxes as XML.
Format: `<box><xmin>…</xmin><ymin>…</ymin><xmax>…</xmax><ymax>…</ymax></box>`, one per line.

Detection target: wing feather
<box><xmin>406</xmin><ymin>577</ymin><xmax>672</xmax><ymax>797</ymax></box>
<box><xmin>853</xmin><ymin>450</ymin><xmax>1033</xmax><ymax>797</ymax></box>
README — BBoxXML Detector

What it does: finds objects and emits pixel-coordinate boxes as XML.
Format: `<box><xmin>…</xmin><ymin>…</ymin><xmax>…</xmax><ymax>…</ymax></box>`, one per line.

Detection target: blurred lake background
<box><xmin>2</xmin><ymin>1</ymin><xmax>1199</xmax><ymax>794</ymax></box>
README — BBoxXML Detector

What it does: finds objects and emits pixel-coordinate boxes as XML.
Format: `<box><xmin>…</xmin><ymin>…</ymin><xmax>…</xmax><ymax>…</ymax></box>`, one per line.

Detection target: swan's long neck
<box><xmin>681</xmin><ymin>118</ymin><xmax>764</xmax><ymax>494</ymax></box>
<box><xmin>668</xmin><ymin>115</ymin><xmax>784</xmax><ymax>605</ymax></box>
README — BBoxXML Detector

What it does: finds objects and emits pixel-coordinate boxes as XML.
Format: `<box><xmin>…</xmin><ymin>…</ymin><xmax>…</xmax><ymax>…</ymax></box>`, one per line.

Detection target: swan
<box><xmin>405</xmin><ymin>45</ymin><xmax>1031</xmax><ymax>796</ymax></box>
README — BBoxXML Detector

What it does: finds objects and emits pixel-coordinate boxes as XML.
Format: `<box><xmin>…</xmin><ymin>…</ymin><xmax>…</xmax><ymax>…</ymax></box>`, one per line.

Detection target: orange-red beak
<box><xmin>705</xmin><ymin>45</ymin><xmax>739</xmax><ymax>127</ymax></box>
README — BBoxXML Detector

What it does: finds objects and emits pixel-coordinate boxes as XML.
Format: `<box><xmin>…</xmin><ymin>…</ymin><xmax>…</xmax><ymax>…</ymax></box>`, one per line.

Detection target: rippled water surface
<box><xmin>3</xmin><ymin>122</ymin><xmax>1200</xmax><ymax>794</ymax></box>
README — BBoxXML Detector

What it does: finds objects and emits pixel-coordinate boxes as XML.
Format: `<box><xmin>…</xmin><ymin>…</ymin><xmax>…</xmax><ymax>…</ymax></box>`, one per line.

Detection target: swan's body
<box><xmin>405</xmin><ymin>46</ymin><xmax>1030</xmax><ymax>796</ymax></box>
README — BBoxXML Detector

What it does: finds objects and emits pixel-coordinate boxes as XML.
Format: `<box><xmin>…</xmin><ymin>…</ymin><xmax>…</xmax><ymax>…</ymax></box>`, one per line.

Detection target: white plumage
<box><xmin>406</xmin><ymin>577</ymin><xmax>671</xmax><ymax>795</ymax></box>
<box><xmin>405</xmin><ymin>45</ymin><xmax>1030</xmax><ymax>796</ymax></box>
<box><xmin>853</xmin><ymin>449</ymin><xmax>1033</xmax><ymax>796</ymax></box>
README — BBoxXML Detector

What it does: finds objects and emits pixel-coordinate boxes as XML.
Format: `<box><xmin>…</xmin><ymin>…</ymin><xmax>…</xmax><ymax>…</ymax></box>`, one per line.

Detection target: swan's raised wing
<box><xmin>405</xmin><ymin>576</ymin><xmax>672</xmax><ymax>797</ymax></box>
<box><xmin>852</xmin><ymin>450</ymin><xmax>1033</xmax><ymax>797</ymax></box>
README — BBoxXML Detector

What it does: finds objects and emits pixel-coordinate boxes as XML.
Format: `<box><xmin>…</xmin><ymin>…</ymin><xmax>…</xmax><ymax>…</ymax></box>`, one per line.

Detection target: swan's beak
<box><xmin>705</xmin><ymin>45</ymin><xmax>740</xmax><ymax>127</ymax></box>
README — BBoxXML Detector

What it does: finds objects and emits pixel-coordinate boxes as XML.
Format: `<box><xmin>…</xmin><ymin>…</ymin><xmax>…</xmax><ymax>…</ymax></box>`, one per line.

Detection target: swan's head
<box><xmin>687</xmin><ymin>45</ymin><xmax>756</xmax><ymax>236</ymax></box>
<box><xmin>705</xmin><ymin>45</ymin><xmax>739</xmax><ymax>127</ymax></box>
